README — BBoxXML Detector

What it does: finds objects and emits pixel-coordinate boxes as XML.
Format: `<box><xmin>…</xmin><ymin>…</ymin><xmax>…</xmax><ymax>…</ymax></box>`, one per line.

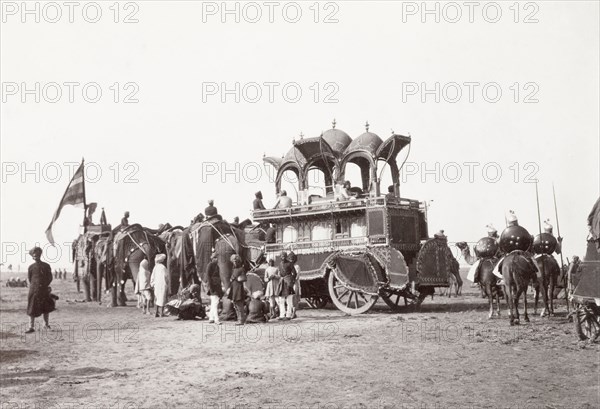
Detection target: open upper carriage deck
<box><xmin>252</xmin><ymin>195</ymin><xmax>421</xmax><ymax>222</ymax></box>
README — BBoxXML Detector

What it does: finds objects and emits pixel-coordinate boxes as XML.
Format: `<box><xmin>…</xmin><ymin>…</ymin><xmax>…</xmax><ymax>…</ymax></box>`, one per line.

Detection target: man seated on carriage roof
<box><xmin>385</xmin><ymin>185</ymin><xmax>395</xmax><ymax>202</ymax></box>
<box><xmin>253</xmin><ymin>191</ymin><xmax>266</xmax><ymax>211</ymax></box>
<box><xmin>273</xmin><ymin>191</ymin><xmax>292</xmax><ymax>209</ymax></box>
<box><xmin>339</xmin><ymin>181</ymin><xmax>361</xmax><ymax>200</ymax></box>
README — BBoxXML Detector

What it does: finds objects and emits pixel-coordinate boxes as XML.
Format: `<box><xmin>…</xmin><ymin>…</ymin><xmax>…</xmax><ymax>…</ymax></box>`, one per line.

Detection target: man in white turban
<box><xmin>151</xmin><ymin>254</ymin><xmax>170</xmax><ymax>317</ymax></box>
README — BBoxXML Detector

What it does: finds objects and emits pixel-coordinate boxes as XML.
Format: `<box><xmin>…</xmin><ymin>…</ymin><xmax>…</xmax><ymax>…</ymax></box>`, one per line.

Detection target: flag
<box><xmin>45</xmin><ymin>160</ymin><xmax>86</xmax><ymax>245</ymax></box>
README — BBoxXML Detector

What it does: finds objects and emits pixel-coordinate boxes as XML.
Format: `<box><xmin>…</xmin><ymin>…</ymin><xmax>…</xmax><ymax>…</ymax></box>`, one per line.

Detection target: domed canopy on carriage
<box><xmin>262</xmin><ymin>120</ymin><xmax>411</xmax><ymax>203</ymax></box>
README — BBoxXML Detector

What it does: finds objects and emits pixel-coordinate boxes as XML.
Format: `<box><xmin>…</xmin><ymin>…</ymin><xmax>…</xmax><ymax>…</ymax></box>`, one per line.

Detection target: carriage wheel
<box><xmin>328</xmin><ymin>272</ymin><xmax>377</xmax><ymax>315</ymax></box>
<box><xmin>380</xmin><ymin>288</ymin><xmax>411</xmax><ymax>312</ymax></box>
<box><xmin>305</xmin><ymin>296</ymin><xmax>329</xmax><ymax>309</ymax></box>
<box><xmin>574</xmin><ymin>305</ymin><xmax>600</xmax><ymax>341</ymax></box>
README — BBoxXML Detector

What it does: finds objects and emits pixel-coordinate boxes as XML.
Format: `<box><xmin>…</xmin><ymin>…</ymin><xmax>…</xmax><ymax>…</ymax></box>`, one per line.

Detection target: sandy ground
<box><xmin>1</xmin><ymin>268</ymin><xmax>598</xmax><ymax>409</ymax></box>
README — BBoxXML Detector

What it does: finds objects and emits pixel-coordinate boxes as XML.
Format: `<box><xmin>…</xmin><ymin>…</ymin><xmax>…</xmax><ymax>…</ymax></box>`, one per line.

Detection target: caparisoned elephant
<box><xmin>112</xmin><ymin>224</ymin><xmax>166</xmax><ymax>307</ymax></box>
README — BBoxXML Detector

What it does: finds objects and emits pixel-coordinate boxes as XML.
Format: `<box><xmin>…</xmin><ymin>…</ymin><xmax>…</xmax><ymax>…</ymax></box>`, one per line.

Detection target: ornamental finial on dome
<box><xmin>365</xmin><ymin>121</ymin><xmax>370</xmax><ymax>132</ymax></box>
<box><xmin>332</xmin><ymin>119</ymin><xmax>336</xmax><ymax>129</ymax></box>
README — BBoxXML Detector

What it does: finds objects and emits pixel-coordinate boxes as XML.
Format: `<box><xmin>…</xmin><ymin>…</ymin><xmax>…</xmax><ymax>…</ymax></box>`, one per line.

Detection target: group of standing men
<box><xmin>204</xmin><ymin>250</ymin><xmax>300</xmax><ymax>326</ymax></box>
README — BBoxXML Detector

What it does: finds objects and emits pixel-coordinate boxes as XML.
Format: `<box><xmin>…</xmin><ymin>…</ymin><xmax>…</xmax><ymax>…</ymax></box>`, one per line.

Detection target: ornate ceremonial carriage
<box><xmin>251</xmin><ymin>122</ymin><xmax>456</xmax><ymax>314</ymax></box>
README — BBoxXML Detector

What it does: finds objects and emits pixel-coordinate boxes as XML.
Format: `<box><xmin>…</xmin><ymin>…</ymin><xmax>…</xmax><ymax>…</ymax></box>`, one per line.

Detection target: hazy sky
<box><xmin>1</xmin><ymin>1</ymin><xmax>598</xmax><ymax>269</ymax></box>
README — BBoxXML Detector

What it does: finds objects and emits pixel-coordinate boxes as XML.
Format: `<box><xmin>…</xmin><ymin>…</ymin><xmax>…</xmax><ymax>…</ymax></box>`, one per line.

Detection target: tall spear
<box><xmin>552</xmin><ymin>184</ymin><xmax>568</xmax><ymax>313</ymax></box>
<box><xmin>535</xmin><ymin>181</ymin><xmax>547</xmax><ymax>316</ymax></box>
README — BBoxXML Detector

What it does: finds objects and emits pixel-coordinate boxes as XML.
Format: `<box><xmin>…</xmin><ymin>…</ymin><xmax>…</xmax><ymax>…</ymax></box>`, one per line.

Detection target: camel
<box><xmin>456</xmin><ymin>242</ymin><xmax>478</xmax><ymax>265</ymax></box>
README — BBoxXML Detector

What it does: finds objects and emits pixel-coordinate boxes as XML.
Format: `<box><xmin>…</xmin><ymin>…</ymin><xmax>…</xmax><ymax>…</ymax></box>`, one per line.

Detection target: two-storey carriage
<box><xmin>251</xmin><ymin>122</ymin><xmax>456</xmax><ymax>314</ymax></box>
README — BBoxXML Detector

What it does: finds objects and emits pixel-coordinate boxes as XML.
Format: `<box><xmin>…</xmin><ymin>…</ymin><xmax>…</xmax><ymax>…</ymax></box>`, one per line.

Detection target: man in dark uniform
<box><xmin>25</xmin><ymin>247</ymin><xmax>54</xmax><ymax>333</ymax></box>
<box><xmin>276</xmin><ymin>251</ymin><xmax>296</xmax><ymax>320</ymax></box>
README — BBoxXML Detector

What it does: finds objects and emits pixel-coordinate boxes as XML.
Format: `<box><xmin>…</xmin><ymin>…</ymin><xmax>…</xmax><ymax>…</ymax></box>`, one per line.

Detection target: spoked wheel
<box><xmin>574</xmin><ymin>304</ymin><xmax>600</xmax><ymax>341</ymax></box>
<box><xmin>328</xmin><ymin>272</ymin><xmax>378</xmax><ymax>315</ymax></box>
<box><xmin>380</xmin><ymin>288</ymin><xmax>414</xmax><ymax>312</ymax></box>
<box><xmin>305</xmin><ymin>296</ymin><xmax>329</xmax><ymax>309</ymax></box>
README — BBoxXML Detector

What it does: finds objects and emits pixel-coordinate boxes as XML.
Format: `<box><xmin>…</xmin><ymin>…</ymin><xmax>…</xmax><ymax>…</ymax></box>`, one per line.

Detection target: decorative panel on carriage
<box><xmin>416</xmin><ymin>238</ymin><xmax>457</xmax><ymax>287</ymax></box>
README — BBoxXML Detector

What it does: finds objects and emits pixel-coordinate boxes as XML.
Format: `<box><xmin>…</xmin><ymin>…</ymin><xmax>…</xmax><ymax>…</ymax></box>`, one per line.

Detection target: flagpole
<box><xmin>553</xmin><ymin>183</ymin><xmax>568</xmax><ymax>313</ymax></box>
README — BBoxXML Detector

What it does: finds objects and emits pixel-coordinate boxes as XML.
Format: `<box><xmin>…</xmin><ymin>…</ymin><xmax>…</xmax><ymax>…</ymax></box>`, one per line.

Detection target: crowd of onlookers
<box><xmin>134</xmin><ymin>250</ymin><xmax>301</xmax><ymax>325</ymax></box>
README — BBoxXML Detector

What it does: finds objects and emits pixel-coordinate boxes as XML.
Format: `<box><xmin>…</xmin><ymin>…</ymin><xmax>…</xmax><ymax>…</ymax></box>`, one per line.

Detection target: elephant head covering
<box><xmin>155</xmin><ymin>253</ymin><xmax>167</xmax><ymax>264</ymax></box>
<box><xmin>29</xmin><ymin>247</ymin><xmax>43</xmax><ymax>257</ymax></box>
